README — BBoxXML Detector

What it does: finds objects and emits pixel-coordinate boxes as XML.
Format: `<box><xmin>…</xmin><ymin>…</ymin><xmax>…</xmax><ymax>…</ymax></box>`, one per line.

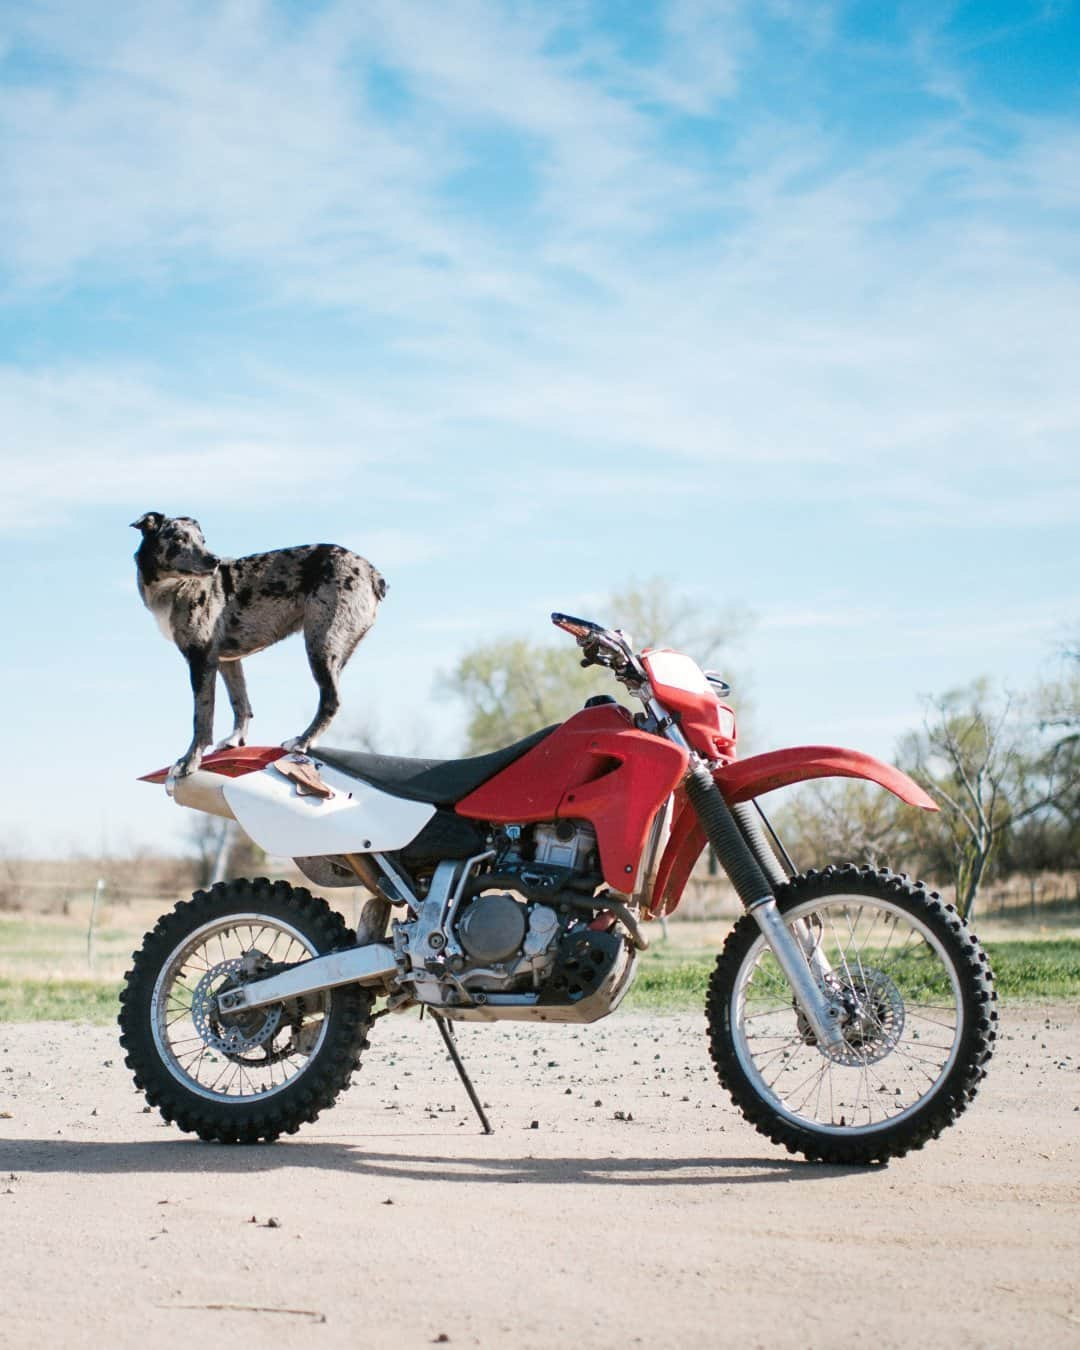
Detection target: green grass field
<box><xmin>0</xmin><ymin>938</ymin><xmax>1076</xmax><ymax>1023</ymax></box>
<box><xmin>628</xmin><ymin>937</ymin><xmax>1080</xmax><ymax>1010</ymax></box>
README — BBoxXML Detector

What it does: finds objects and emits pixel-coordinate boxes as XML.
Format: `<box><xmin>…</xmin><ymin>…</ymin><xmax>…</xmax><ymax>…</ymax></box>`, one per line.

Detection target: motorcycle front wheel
<box><xmin>706</xmin><ymin>865</ymin><xmax>997</xmax><ymax>1164</ymax></box>
<box><xmin>119</xmin><ymin>878</ymin><xmax>373</xmax><ymax>1143</ymax></box>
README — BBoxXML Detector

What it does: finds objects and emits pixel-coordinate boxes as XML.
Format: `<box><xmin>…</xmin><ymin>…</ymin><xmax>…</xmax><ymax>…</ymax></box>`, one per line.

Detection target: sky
<box><xmin>1</xmin><ymin>0</ymin><xmax>1078</xmax><ymax>858</ymax></box>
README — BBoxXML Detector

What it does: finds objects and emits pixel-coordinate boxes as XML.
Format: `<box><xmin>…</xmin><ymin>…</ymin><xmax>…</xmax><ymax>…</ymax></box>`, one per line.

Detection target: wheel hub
<box><xmin>795</xmin><ymin>967</ymin><xmax>906</xmax><ymax>1065</ymax></box>
<box><xmin>829</xmin><ymin>967</ymin><xmax>905</xmax><ymax>1065</ymax></box>
<box><xmin>191</xmin><ymin>958</ymin><xmax>283</xmax><ymax>1055</ymax></box>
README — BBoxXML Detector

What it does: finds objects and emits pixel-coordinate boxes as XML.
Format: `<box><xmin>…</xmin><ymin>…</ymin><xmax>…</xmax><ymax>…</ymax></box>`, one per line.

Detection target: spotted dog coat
<box><xmin>131</xmin><ymin>512</ymin><xmax>387</xmax><ymax>778</ymax></box>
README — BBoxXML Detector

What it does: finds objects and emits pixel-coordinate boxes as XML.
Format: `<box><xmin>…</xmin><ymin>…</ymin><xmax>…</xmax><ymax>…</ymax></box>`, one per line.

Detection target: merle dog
<box><xmin>132</xmin><ymin>512</ymin><xmax>387</xmax><ymax>780</ymax></box>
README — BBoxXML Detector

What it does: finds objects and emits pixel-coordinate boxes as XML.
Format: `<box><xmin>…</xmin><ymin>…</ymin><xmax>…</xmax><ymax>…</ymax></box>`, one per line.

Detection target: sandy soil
<box><xmin>1</xmin><ymin>1004</ymin><xmax>1077</xmax><ymax>1350</ymax></box>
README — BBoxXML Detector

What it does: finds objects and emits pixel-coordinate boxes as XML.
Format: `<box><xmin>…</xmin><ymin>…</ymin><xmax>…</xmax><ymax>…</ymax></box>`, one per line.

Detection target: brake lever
<box><xmin>581</xmin><ymin>632</ymin><xmax>628</xmax><ymax>671</ymax></box>
<box><xmin>578</xmin><ymin>636</ymin><xmax>602</xmax><ymax>667</ymax></box>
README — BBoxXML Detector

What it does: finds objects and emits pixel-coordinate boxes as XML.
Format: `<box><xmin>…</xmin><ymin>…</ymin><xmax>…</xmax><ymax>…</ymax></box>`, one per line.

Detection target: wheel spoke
<box><xmin>713</xmin><ymin>877</ymin><xmax>990</xmax><ymax>1155</ymax></box>
<box><xmin>147</xmin><ymin>911</ymin><xmax>334</xmax><ymax>1105</ymax></box>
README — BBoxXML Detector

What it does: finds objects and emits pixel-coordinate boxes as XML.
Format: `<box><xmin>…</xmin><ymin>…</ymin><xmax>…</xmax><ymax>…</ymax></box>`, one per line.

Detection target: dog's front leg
<box><xmin>172</xmin><ymin>647</ymin><xmax>218</xmax><ymax>778</ymax></box>
<box><xmin>214</xmin><ymin>660</ymin><xmax>253</xmax><ymax>751</ymax></box>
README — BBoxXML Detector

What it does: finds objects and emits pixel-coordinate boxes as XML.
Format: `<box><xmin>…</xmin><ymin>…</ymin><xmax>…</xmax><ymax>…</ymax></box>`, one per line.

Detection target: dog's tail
<box><xmin>373</xmin><ymin>569</ymin><xmax>389</xmax><ymax>601</ymax></box>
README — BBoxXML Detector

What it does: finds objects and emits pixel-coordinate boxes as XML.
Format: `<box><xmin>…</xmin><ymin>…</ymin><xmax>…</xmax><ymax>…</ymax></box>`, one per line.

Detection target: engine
<box><xmin>395</xmin><ymin>818</ymin><xmax>618</xmax><ymax>1008</ymax></box>
<box><xmin>442</xmin><ymin>818</ymin><xmax>602</xmax><ymax>991</ymax></box>
<box><xmin>450</xmin><ymin>894</ymin><xmax>562</xmax><ymax>991</ymax></box>
<box><xmin>495</xmin><ymin>818</ymin><xmax>600</xmax><ymax>887</ymax></box>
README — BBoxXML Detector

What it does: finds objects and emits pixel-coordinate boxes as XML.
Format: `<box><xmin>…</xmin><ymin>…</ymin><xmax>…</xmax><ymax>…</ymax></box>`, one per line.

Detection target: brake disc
<box><xmin>796</xmin><ymin>967</ymin><xmax>906</xmax><ymax>1066</ymax></box>
<box><xmin>190</xmin><ymin>958</ymin><xmax>283</xmax><ymax>1056</ymax></box>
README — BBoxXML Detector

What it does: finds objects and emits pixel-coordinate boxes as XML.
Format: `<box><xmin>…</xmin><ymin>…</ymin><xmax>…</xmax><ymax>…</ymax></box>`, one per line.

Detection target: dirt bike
<box><xmin>120</xmin><ymin>612</ymin><xmax>997</xmax><ymax>1164</ymax></box>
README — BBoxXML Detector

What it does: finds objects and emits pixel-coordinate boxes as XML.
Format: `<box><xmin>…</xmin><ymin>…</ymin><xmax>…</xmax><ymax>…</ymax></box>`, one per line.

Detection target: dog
<box><xmin>132</xmin><ymin>512</ymin><xmax>387</xmax><ymax>780</ymax></box>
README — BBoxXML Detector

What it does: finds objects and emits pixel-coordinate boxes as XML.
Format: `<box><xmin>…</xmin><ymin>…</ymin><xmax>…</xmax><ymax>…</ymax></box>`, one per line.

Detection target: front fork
<box><xmin>744</xmin><ymin>897</ymin><xmax>844</xmax><ymax>1048</ymax></box>
<box><xmin>682</xmin><ymin>761</ymin><xmax>847</xmax><ymax>1053</ymax></box>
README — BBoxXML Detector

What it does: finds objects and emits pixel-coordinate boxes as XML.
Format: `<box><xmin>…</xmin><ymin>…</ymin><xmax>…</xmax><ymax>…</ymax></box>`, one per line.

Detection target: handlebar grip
<box><xmin>552</xmin><ymin>612</ymin><xmax>604</xmax><ymax>640</ymax></box>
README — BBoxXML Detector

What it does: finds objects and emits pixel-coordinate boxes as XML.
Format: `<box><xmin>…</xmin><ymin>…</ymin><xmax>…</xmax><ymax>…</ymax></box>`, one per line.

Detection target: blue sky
<box><xmin>1</xmin><ymin>0</ymin><xmax>1078</xmax><ymax>856</ymax></box>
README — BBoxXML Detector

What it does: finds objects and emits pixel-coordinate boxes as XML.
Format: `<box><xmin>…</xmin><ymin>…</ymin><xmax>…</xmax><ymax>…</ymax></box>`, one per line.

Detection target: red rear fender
<box><xmin>651</xmin><ymin>746</ymin><xmax>936</xmax><ymax>917</ymax></box>
<box><xmin>139</xmin><ymin>746</ymin><xmax>287</xmax><ymax>783</ymax></box>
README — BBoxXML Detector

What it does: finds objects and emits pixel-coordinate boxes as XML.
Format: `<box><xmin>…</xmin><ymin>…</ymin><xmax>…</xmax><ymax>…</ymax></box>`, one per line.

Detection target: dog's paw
<box><xmin>165</xmin><ymin>760</ymin><xmax>194</xmax><ymax>797</ymax></box>
<box><xmin>281</xmin><ymin>736</ymin><xmax>309</xmax><ymax>753</ymax></box>
<box><xmin>212</xmin><ymin>733</ymin><xmax>246</xmax><ymax>752</ymax></box>
<box><xmin>170</xmin><ymin>750</ymin><xmax>203</xmax><ymax>782</ymax></box>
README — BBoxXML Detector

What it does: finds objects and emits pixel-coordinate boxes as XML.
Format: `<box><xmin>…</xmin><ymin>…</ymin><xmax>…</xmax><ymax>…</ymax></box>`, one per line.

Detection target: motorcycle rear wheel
<box><xmin>119</xmin><ymin>878</ymin><xmax>373</xmax><ymax>1143</ymax></box>
<box><xmin>706</xmin><ymin>865</ymin><xmax>996</xmax><ymax>1164</ymax></box>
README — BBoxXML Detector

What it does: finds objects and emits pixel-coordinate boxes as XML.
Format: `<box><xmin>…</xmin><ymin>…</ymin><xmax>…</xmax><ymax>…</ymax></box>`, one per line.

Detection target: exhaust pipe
<box><xmin>170</xmin><ymin>769</ymin><xmax>237</xmax><ymax>820</ymax></box>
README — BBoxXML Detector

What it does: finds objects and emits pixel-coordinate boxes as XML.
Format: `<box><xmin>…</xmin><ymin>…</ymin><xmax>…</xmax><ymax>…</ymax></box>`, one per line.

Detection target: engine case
<box><xmin>458</xmin><ymin>894</ymin><xmax>527</xmax><ymax>963</ymax></box>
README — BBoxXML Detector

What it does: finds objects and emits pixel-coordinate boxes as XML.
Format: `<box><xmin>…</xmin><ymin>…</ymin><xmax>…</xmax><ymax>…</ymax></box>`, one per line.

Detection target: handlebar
<box><xmin>551</xmin><ymin>612</ymin><xmax>605</xmax><ymax>641</ymax></box>
<box><xmin>551</xmin><ymin>612</ymin><xmax>637</xmax><ymax>676</ymax></box>
<box><xmin>552</xmin><ymin>612</ymin><xmax>733</xmax><ymax>718</ymax></box>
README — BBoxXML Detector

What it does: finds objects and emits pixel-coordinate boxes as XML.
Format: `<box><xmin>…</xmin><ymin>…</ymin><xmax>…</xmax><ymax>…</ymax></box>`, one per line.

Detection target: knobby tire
<box><xmin>706</xmin><ymin>864</ymin><xmax>997</xmax><ymax>1165</ymax></box>
<box><xmin>119</xmin><ymin>877</ymin><xmax>373</xmax><ymax>1143</ymax></box>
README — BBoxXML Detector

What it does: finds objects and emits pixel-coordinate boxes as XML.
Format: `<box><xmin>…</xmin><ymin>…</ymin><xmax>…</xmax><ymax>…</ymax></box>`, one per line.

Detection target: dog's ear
<box><xmin>131</xmin><ymin>511</ymin><xmax>166</xmax><ymax>535</ymax></box>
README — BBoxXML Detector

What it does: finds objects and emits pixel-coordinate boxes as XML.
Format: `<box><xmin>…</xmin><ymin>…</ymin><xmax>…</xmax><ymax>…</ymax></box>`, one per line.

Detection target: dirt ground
<box><xmin>1</xmin><ymin>1004</ymin><xmax>1077</xmax><ymax>1350</ymax></box>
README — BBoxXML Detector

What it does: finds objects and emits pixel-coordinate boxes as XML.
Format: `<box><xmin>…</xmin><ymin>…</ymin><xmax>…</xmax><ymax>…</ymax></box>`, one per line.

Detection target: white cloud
<box><xmin>0</xmin><ymin>363</ymin><xmax>438</xmax><ymax>530</ymax></box>
<box><xmin>0</xmin><ymin>0</ymin><xmax>1078</xmax><ymax>536</ymax></box>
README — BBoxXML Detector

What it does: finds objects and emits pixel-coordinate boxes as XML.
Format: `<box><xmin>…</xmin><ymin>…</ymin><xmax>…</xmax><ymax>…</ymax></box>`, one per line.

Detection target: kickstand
<box><xmin>433</xmin><ymin>1013</ymin><xmax>494</xmax><ymax>1135</ymax></box>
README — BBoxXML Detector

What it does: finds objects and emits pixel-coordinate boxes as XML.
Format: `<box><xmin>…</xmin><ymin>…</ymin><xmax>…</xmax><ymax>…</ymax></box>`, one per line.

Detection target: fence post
<box><xmin>210</xmin><ymin>820</ymin><xmax>238</xmax><ymax>886</ymax></box>
<box><xmin>87</xmin><ymin>878</ymin><xmax>105</xmax><ymax>970</ymax></box>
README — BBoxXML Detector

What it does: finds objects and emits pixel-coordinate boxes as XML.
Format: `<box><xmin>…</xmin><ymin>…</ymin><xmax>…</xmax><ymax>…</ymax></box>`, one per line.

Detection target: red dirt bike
<box><xmin>120</xmin><ymin>613</ymin><xmax>996</xmax><ymax>1163</ymax></box>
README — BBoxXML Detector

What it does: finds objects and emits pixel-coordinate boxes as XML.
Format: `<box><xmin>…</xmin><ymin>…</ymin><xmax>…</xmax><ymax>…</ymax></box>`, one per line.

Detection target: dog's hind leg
<box><xmin>214</xmin><ymin>659</ymin><xmax>253</xmax><ymax>751</ymax></box>
<box><xmin>285</xmin><ymin>608</ymin><xmax>374</xmax><ymax>752</ymax></box>
<box><xmin>285</xmin><ymin>647</ymin><xmax>342</xmax><ymax>752</ymax></box>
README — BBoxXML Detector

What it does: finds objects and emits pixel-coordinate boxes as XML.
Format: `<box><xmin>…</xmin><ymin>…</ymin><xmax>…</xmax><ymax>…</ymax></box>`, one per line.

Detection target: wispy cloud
<box><xmin>0</xmin><ymin>363</ymin><xmax>436</xmax><ymax>530</ymax></box>
<box><xmin>1</xmin><ymin>0</ymin><xmax>1078</xmax><ymax>534</ymax></box>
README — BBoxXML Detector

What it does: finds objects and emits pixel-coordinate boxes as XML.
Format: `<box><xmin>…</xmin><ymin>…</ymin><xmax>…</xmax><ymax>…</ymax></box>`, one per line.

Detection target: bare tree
<box><xmin>187</xmin><ymin>815</ymin><xmax>265</xmax><ymax>887</ymax></box>
<box><xmin>774</xmin><ymin>779</ymin><xmax>907</xmax><ymax>872</ymax></box>
<box><xmin>451</xmin><ymin>579</ymin><xmax>750</xmax><ymax>754</ymax></box>
<box><xmin>901</xmin><ymin>681</ymin><xmax>1078</xmax><ymax>919</ymax></box>
<box><xmin>0</xmin><ymin>844</ymin><xmax>27</xmax><ymax>912</ymax></box>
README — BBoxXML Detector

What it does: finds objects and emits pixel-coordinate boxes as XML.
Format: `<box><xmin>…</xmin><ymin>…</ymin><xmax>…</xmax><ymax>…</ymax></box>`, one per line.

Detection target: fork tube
<box><xmin>682</xmin><ymin>764</ymin><xmax>772</xmax><ymax>905</ymax></box>
<box><xmin>728</xmin><ymin>803</ymin><xmax>830</xmax><ymax>981</ymax></box>
<box><xmin>745</xmin><ymin>898</ymin><xmax>844</xmax><ymax>1048</ymax></box>
<box><xmin>682</xmin><ymin>763</ymin><xmax>845</xmax><ymax>1051</ymax></box>
<box><xmin>732</xmin><ymin>801</ymin><xmax>794</xmax><ymax>886</ymax></box>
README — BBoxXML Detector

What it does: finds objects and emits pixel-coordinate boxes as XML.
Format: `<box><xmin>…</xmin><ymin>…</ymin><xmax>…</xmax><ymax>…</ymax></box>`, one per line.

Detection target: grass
<box><xmin>623</xmin><ymin>937</ymin><xmax>1080</xmax><ymax>1012</ymax></box>
<box><xmin>0</xmin><ymin>978</ymin><xmax>124</xmax><ymax>1024</ymax></box>
<box><xmin>0</xmin><ymin>939</ymin><xmax>1076</xmax><ymax>1023</ymax></box>
<box><xmin>986</xmin><ymin>939</ymin><xmax>1080</xmax><ymax>999</ymax></box>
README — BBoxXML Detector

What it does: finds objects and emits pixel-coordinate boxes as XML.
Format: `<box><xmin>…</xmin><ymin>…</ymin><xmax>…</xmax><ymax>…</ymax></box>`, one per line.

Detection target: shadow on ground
<box><xmin>3</xmin><ymin>1136</ymin><xmax>870</xmax><ymax>1185</ymax></box>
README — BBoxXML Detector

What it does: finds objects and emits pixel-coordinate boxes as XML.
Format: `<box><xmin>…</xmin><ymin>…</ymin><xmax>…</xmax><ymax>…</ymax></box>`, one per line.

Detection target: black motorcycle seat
<box><xmin>311</xmin><ymin>725</ymin><xmax>558</xmax><ymax>808</ymax></box>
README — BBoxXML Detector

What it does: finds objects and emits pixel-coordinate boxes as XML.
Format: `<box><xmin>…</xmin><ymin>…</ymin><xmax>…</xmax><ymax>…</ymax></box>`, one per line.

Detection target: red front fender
<box><xmin>650</xmin><ymin>746</ymin><xmax>936</xmax><ymax>918</ymax></box>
